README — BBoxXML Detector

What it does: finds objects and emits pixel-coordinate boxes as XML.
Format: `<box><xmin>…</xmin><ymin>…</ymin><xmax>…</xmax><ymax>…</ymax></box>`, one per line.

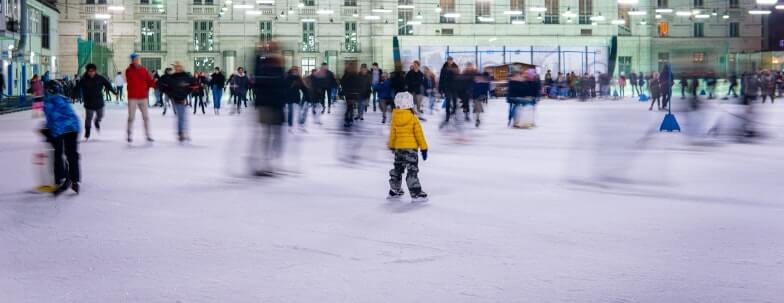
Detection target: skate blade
<box><xmin>411</xmin><ymin>197</ymin><xmax>429</xmax><ymax>203</ymax></box>
<box><xmin>34</xmin><ymin>185</ymin><xmax>56</xmax><ymax>193</ymax></box>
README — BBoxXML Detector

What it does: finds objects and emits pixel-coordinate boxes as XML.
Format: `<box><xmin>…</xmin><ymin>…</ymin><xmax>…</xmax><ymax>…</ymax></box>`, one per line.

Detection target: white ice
<box><xmin>1</xmin><ymin>97</ymin><xmax>783</xmax><ymax>302</ymax></box>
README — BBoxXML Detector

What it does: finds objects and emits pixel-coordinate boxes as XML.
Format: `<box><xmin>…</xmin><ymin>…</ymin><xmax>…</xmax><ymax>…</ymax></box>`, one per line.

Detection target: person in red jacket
<box><xmin>125</xmin><ymin>53</ymin><xmax>156</xmax><ymax>143</ymax></box>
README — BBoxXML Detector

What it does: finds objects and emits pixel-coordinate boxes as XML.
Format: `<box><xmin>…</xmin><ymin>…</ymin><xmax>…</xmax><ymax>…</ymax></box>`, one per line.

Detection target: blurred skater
<box><xmin>340</xmin><ymin>62</ymin><xmax>363</xmax><ymax>127</ymax></box>
<box><xmin>284</xmin><ymin>66</ymin><xmax>305</xmax><ymax>128</ymax></box>
<box><xmin>231</xmin><ymin>67</ymin><xmax>250</xmax><ymax>114</ymax></box>
<box><xmin>159</xmin><ymin>62</ymin><xmax>195</xmax><ymax>142</ymax></box>
<box><xmin>41</xmin><ymin>80</ymin><xmax>81</xmax><ymax>196</ymax></box>
<box><xmin>251</xmin><ymin>46</ymin><xmax>287</xmax><ymax>176</ymax></box>
<box><xmin>299</xmin><ymin>69</ymin><xmax>321</xmax><ymax>128</ymax></box>
<box><xmin>472</xmin><ymin>70</ymin><xmax>491</xmax><ymax>127</ymax></box>
<box><xmin>357</xmin><ymin>63</ymin><xmax>372</xmax><ymax>121</ymax></box>
<box><xmin>378</xmin><ymin>73</ymin><xmax>394</xmax><ymax>124</ymax></box>
<box><xmin>406</xmin><ymin>61</ymin><xmax>425</xmax><ymax>114</ymax></box>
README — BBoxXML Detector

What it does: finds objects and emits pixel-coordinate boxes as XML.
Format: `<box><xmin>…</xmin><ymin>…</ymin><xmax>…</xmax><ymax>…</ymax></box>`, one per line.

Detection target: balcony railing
<box><xmin>136</xmin><ymin>5</ymin><xmax>166</xmax><ymax>15</ymax></box>
<box><xmin>342</xmin><ymin>7</ymin><xmax>358</xmax><ymax>17</ymax></box>
<box><xmin>134</xmin><ymin>41</ymin><xmax>167</xmax><ymax>53</ymax></box>
<box><xmin>259</xmin><ymin>7</ymin><xmax>275</xmax><ymax>15</ymax></box>
<box><xmin>299</xmin><ymin>41</ymin><xmax>319</xmax><ymax>53</ymax></box>
<box><xmin>189</xmin><ymin>41</ymin><xmax>220</xmax><ymax>53</ymax></box>
<box><xmin>342</xmin><ymin>41</ymin><xmax>361</xmax><ymax>53</ymax></box>
<box><xmin>190</xmin><ymin>5</ymin><xmax>217</xmax><ymax>16</ymax></box>
<box><xmin>300</xmin><ymin>7</ymin><xmax>317</xmax><ymax>16</ymax></box>
<box><xmin>83</xmin><ymin>5</ymin><xmax>107</xmax><ymax>14</ymax></box>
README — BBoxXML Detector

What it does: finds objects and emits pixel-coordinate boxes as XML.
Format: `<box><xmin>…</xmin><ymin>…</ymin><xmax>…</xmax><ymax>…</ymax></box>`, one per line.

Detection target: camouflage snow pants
<box><xmin>389</xmin><ymin>149</ymin><xmax>423</xmax><ymax>196</ymax></box>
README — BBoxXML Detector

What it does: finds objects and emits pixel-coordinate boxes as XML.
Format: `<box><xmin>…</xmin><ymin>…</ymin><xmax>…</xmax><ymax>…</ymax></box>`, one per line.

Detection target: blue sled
<box><xmin>660</xmin><ymin>113</ymin><xmax>681</xmax><ymax>132</ymax></box>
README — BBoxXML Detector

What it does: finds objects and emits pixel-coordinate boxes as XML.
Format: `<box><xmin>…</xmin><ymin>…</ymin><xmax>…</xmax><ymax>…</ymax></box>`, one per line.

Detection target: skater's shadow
<box><xmin>381</xmin><ymin>200</ymin><xmax>429</xmax><ymax>214</ymax></box>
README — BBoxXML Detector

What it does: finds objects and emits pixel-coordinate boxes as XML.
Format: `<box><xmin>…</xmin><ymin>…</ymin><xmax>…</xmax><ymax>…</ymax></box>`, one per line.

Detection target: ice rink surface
<box><xmin>1</xmin><ymin>97</ymin><xmax>783</xmax><ymax>302</ymax></box>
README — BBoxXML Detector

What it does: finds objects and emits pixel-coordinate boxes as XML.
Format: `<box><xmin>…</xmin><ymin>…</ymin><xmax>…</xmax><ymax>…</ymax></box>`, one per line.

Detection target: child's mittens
<box><xmin>421</xmin><ymin>149</ymin><xmax>428</xmax><ymax>161</ymax></box>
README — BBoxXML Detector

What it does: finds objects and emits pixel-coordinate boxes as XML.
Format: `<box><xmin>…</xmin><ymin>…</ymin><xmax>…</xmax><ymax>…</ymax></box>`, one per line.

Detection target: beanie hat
<box><xmin>394</xmin><ymin>92</ymin><xmax>414</xmax><ymax>109</ymax></box>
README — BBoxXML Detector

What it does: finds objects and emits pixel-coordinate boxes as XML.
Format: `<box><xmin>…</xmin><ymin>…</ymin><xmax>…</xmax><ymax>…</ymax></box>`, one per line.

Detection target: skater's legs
<box><xmin>212</xmin><ymin>87</ymin><xmax>223</xmax><ymax>110</ymax></box>
<box><xmin>136</xmin><ymin>100</ymin><xmax>151</xmax><ymax>138</ymax></box>
<box><xmin>63</xmin><ymin>132</ymin><xmax>80</xmax><ymax>183</ymax></box>
<box><xmin>174</xmin><ymin>103</ymin><xmax>188</xmax><ymax>137</ymax></box>
<box><xmin>84</xmin><ymin>109</ymin><xmax>95</xmax><ymax>138</ymax></box>
<box><xmin>344</xmin><ymin>99</ymin><xmax>356</xmax><ymax>125</ymax></box>
<box><xmin>52</xmin><ymin>135</ymin><xmax>66</xmax><ymax>184</ymax></box>
<box><xmin>389</xmin><ymin>150</ymin><xmax>407</xmax><ymax>192</ymax></box>
<box><xmin>94</xmin><ymin>108</ymin><xmax>104</xmax><ymax>130</ymax></box>
<box><xmin>299</xmin><ymin>103</ymin><xmax>309</xmax><ymax>125</ymax></box>
<box><xmin>402</xmin><ymin>150</ymin><xmax>423</xmax><ymax>195</ymax></box>
<box><xmin>127</xmin><ymin>100</ymin><xmax>138</xmax><ymax>137</ymax></box>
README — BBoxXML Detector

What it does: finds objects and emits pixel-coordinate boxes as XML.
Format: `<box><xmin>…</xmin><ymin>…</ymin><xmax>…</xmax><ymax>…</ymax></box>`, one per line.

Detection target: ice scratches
<box><xmin>275</xmin><ymin>244</ymin><xmax>345</xmax><ymax>259</ymax></box>
<box><xmin>564</xmin><ymin>178</ymin><xmax>782</xmax><ymax>209</ymax></box>
<box><xmin>386</xmin><ymin>255</ymin><xmax>443</xmax><ymax>264</ymax></box>
<box><xmin>459</xmin><ymin>291</ymin><xmax>484</xmax><ymax>298</ymax></box>
<box><xmin>342</xmin><ymin>234</ymin><xmax>445</xmax><ymax>253</ymax></box>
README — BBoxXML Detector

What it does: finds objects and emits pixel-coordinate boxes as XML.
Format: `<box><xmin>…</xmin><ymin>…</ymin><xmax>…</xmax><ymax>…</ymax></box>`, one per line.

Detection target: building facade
<box><xmin>1</xmin><ymin>0</ymin><xmax>59</xmax><ymax>96</ymax></box>
<box><xmin>56</xmin><ymin>0</ymin><xmax>767</xmax><ymax>77</ymax></box>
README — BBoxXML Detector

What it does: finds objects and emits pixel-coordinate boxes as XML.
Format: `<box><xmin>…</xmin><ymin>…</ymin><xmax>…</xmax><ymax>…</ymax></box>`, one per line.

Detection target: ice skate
<box><xmin>52</xmin><ymin>179</ymin><xmax>72</xmax><ymax>197</ymax></box>
<box><xmin>387</xmin><ymin>189</ymin><xmax>405</xmax><ymax>200</ymax></box>
<box><xmin>411</xmin><ymin>192</ymin><xmax>428</xmax><ymax>203</ymax></box>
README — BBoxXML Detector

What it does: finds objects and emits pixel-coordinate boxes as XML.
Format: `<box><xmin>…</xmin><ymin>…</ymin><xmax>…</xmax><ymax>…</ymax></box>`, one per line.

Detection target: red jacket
<box><xmin>125</xmin><ymin>64</ymin><xmax>155</xmax><ymax>99</ymax></box>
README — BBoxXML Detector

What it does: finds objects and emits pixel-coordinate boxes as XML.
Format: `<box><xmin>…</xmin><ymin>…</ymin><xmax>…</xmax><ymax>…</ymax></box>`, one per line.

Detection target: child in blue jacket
<box><xmin>378</xmin><ymin>73</ymin><xmax>394</xmax><ymax>124</ymax></box>
<box><xmin>41</xmin><ymin>80</ymin><xmax>81</xmax><ymax>196</ymax></box>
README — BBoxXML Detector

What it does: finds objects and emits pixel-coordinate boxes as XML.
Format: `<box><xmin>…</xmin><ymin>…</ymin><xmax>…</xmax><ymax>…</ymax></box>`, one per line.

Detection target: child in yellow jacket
<box><xmin>387</xmin><ymin>92</ymin><xmax>429</xmax><ymax>202</ymax></box>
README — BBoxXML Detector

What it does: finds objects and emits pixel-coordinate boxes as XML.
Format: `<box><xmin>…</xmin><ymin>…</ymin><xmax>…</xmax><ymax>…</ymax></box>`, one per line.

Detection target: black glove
<box><xmin>421</xmin><ymin>149</ymin><xmax>428</xmax><ymax>161</ymax></box>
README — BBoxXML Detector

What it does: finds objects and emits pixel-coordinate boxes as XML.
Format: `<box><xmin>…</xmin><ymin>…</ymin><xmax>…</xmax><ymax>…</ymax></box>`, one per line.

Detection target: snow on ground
<box><xmin>1</xmin><ymin>97</ymin><xmax>783</xmax><ymax>303</ymax></box>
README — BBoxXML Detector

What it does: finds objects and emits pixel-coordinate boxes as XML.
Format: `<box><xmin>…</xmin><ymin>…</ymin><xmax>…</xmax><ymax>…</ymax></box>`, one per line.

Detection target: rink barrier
<box><xmin>0</xmin><ymin>96</ymin><xmax>33</xmax><ymax>115</ymax></box>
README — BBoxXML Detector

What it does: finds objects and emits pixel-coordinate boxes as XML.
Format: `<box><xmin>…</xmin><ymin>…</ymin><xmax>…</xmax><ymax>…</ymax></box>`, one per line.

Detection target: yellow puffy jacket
<box><xmin>388</xmin><ymin>109</ymin><xmax>428</xmax><ymax>150</ymax></box>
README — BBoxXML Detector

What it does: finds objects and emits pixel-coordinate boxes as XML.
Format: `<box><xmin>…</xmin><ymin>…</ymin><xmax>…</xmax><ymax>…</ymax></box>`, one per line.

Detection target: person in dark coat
<box><xmin>299</xmin><ymin>69</ymin><xmax>321</xmax><ymax>127</ymax></box>
<box><xmin>727</xmin><ymin>74</ymin><xmax>739</xmax><ymax>98</ymax></box>
<box><xmin>159</xmin><ymin>67</ymin><xmax>175</xmax><ymax>116</ymax></box>
<box><xmin>357</xmin><ymin>63</ymin><xmax>373</xmax><ymax>120</ymax></box>
<box><xmin>192</xmin><ymin>72</ymin><xmax>209</xmax><ymax>115</ymax></box>
<box><xmin>659</xmin><ymin>64</ymin><xmax>673</xmax><ymax>109</ymax></box>
<box><xmin>439</xmin><ymin>57</ymin><xmax>458</xmax><ymax>120</ymax></box>
<box><xmin>158</xmin><ymin>62</ymin><xmax>195</xmax><ymax>142</ymax></box>
<box><xmin>311</xmin><ymin>63</ymin><xmax>337</xmax><ymax>114</ymax></box>
<box><xmin>390</xmin><ymin>64</ymin><xmax>407</xmax><ymax>96</ymax></box>
<box><xmin>232</xmin><ymin>67</ymin><xmax>251</xmax><ymax>114</ymax></box>
<box><xmin>370</xmin><ymin>62</ymin><xmax>383</xmax><ymax>111</ymax></box>
<box><xmin>629</xmin><ymin>72</ymin><xmax>639</xmax><ymax>97</ymax></box>
<box><xmin>79</xmin><ymin>63</ymin><xmax>117</xmax><ymax>140</ymax></box>
<box><xmin>252</xmin><ymin>48</ymin><xmax>287</xmax><ymax>176</ymax></box>
<box><xmin>340</xmin><ymin>62</ymin><xmax>364</xmax><ymax>127</ymax></box>
<box><xmin>284</xmin><ymin>66</ymin><xmax>305</xmax><ymax>127</ymax></box>
<box><xmin>455</xmin><ymin>63</ymin><xmax>477</xmax><ymax>122</ymax></box>
<box><xmin>209</xmin><ymin>67</ymin><xmax>227</xmax><ymax>114</ymax></box>
<box><xmin>405</xmin><ymin>61</ymin><xmax>425</xmax><ymax>113</ymax></box>
<box><xmin>507</xmin><ymin>68</ymin><xmax>541</xmax><ymax>127</ymax></box>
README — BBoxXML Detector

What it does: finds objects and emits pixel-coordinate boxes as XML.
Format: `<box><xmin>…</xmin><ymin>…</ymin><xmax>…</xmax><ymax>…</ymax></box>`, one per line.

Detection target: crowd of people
<box><xmin>31</xmin><ymin>47</ymin><xmax>783</xmax><ymax>198</ymax></box>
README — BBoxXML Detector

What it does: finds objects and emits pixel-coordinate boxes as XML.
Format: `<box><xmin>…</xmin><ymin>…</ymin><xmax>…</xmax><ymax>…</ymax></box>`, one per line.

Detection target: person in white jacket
<box><xmin>113</xmin><ymin>72</ymin><xmax>126</xmax><ymax>102</ymax></box>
